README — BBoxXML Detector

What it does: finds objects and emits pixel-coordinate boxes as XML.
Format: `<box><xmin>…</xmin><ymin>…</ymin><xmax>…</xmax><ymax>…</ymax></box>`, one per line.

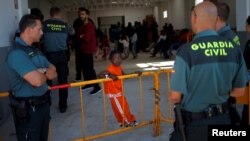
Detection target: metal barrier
<box><xmin>236</xmin><ymin>83</ymin><xmax>250</xmax><ymax>124</ymax></box>
<box><xmin>0</xmin><ymin>92</ymin><xmax>9</xmax><ymax>99</ymax></box>
<box><xmin>50</xmin><ymin>71</ymin><xmax>167</xmax><ymax>140</ymax></box>
<box><xmin>1</xmin><ymin>69</ymin><xmax>250</xmax><ymax>140</ymax></box>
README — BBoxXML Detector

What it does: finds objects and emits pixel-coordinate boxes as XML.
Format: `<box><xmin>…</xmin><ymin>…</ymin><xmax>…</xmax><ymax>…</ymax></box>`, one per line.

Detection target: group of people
<box><xmin>170</xmin><ymin>1</ymin><xmax>249</xmax><ymax>141</ymax></box>
<box><xmin>5</xmin><ymin>0</ymin><xmax>250</xmax><ymax>141</ymax></box>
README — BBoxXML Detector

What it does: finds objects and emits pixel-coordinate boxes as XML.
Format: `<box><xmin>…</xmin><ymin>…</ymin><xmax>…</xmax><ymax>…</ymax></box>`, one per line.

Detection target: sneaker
<box><xmin>119</xmin><ymin>122</ymin><xmax>129</xmax><ymax>127</ymax></box>
<box><xmin>132</xmin><ymin>121</ymin><xmax>139</xmax><ymax>126</ymax></box>
<box><xmin>89</xmin><ymin>87</ymin><xmax>101</xmax><ymax>95</ymax></box>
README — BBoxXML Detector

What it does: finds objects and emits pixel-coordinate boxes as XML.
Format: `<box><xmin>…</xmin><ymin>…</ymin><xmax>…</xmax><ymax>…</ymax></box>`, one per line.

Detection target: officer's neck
<box><xmin>20</xmin><ymin>34</ymin><xmax>33</xmax><ymax>46</ymax></box>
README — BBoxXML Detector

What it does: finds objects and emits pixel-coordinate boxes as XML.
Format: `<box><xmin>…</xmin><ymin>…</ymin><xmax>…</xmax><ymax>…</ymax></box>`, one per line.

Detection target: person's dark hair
<box><xmin>109</xmin><ymin>50</ymin><xmax>121</xmax><ymax>60</ymax></box>
<box><xmin>247</xmin><ymin>16</ymin><xmax>250</xmax><ymax>25</ymax></box>
<box><xmin>50</xmin><ymin>6</ymin><xmax>61</xmax><ymax>17</ymax></box>
<box><xmin>19</xmin><ymin>14</ymin><xmax>40</xmax><ymax>33</ymax></box>
<box><xmin>79</xmin><ymin>7</ymin><xmax>89</xmax><ymax>15</ymax></box>
<box><xmin>216</xmin><ymin>2</ymin><xmax>230</xmax><ymax>22</ymax></box>
<box><xmin>204</xmin><ymin>0</ymin><xmax>218</xmax><ymax>3</ymax></box>
<box><xmin>31</xmin><ymin>8</ymin><xmax>44</xmax><ymax>21</ymax></box>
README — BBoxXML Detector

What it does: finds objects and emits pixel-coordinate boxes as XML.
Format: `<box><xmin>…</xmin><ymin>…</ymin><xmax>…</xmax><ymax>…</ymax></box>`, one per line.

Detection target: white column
<box><xmin>154</xmin><ymin>6</ymin><xmax>159</xmax><ymax>25</ymax></box>
<box><xmin>17</xmin><ymin>0</ymin><xmax>29</xmax><ymax>20</ymax></box>
<box><xmin>236</xmin><ymin>0</ymin><xmax>250</xmax><ymax>31</ymax></box>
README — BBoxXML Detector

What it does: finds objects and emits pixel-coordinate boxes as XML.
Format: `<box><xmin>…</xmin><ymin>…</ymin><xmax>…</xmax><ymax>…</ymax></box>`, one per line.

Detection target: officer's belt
<box><xmin>181</xmin><ymin>103</ymin><xmax>229</xmax><ymax>123</ymax></box>
<box><xmin>10</xmin><ymin>93</ymin><xmax>49</xmax><ymax>107</ymax></box>
<box><xmin>46</xmin><ymin>50</ymin><xmax>68</xmax><ymax>54</ymax></box>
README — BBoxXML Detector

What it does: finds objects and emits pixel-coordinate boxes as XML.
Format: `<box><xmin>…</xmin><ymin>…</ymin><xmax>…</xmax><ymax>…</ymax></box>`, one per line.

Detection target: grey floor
<box><xmin>0</xmin><ymin>51</ymin><xmax>177</xmax><ymax>141</ymax></box>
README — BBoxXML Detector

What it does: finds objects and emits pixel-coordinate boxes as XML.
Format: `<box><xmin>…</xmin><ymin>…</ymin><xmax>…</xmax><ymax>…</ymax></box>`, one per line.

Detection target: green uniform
<box><xmin>218</xmin><ymin>25</ymin><xmax>240</xmax><ymax>45</ymax></box>
<box><xmin>171</xmin><ymin>30</ymin><xmax>248</xmax><ymax>112</ymax></box>
<box><xmin>170</xmin><ymin>30</ymin><xmax>249</xmax><ymax>141</ymax></box>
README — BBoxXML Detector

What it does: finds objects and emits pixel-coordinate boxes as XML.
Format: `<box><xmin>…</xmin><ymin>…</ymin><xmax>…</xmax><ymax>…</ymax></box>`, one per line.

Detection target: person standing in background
<box><xmin>242</xmin><ymin>15</ymin><xmax>250</xmax><ymax>125</ymax></box>
<box><xmin>215</xmin><ymin>2</ymin><xmax>240</xmax><ymax>45</ymax></box>
<box><xmin>77</xmin><ymin>7</ymin><xmax>101</xmax><ymax>95</ymax></box>
<box><xmin>73</xmin><ymin>7</ymin><xmax>84</xmax><ymax>81</ymax></box>
<box><xmin>215</xmin><ymin>2</ymin><xmax>241</xmax><ymax>125</ymax></box>
<box><xmin>7</xmin><ymin>14</ymin><xmax>57</xmax><ymax>141</ymax></box>
<box><xmin>43</xmin><ymin>7</ymin><xmax>69</xmax><ymax>113</ymax></box>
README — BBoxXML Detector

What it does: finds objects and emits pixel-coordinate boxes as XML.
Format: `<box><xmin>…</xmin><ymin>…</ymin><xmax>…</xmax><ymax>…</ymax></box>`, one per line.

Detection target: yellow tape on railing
<box><xmin>0</xmin><ymin>92</ymin><xmax>9</xmax><ymax>98</ymax></box>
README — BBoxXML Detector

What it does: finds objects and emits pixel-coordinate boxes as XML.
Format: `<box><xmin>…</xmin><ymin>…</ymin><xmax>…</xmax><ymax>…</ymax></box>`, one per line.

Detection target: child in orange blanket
<box><xmin>99</xmin><ymin>50</ymin><xmax>140</xmax><ymax>127</ymax></box>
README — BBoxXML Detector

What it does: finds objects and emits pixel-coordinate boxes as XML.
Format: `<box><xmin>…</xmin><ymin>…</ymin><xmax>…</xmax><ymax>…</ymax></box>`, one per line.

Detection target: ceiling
<box><xmin>49</xmin><ymin>0</ymin><xmax>167</xmax><ymax>11</ymax></box>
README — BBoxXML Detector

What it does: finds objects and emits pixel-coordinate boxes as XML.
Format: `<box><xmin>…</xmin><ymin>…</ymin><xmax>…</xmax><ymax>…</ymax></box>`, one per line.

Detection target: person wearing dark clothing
<box><xmin>215</xmin><ymin>2</ymin><xmax>242</xmax><ymax>125</ymax></box>
<box><xmin>150</xmin><ymin>30</ymin><xmax>166</xmax><ymax>57</ymax></box>
<box><xmin>6</xmin><ymin>14</ymin><xmax>57</xmax><ymax>141</ymax></box>
<box><xmin>242</xmin><ymin>15</ymin><xmax>250</xmax><ymax>125</ymax></box>
<box><xmin>73</xmin><ymin>8</ymin><xmax>84</xmax><ymax>81</ymax></box>
<box><xmin>170</xmin><ymin>2</ymin><xmax>249</xmax><ymax>141</ymax></box>
<box><xmin>43</xmin><ymin>7</ymin><xmax>69</xmax><ymax>113</ymax></box>
<box><xmin>77</xmin><ymin>7</ymin><xmax>101</xmax><ymax>95</ymax></box>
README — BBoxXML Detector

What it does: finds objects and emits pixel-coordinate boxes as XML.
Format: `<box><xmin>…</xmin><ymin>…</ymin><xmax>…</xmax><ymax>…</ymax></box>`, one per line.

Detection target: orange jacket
<box><xmin>104</xmin><ymin>64</ymin><xmax>123</xmax><ymax>94</ymax></box>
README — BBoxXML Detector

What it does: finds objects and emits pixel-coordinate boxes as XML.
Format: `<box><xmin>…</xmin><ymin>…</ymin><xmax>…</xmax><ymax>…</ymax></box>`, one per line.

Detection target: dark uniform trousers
<box><xmin>81</xmin><ymin>53</ymin><xmax>100</xmax><ymax>89</ymax></box>
<box><xmin>10</xmin><ymin>94</ymin><xmax>50</xmax><ymax>141</ymax></box>
<box><xmin>46</xmin><ymin>51</ymin><xmax>69</xmax><ymax>108</ymax></box>
<box><xmin>170</xmin><ymin>105</ymin><xmax>230</xmax><ymax>141</ymax></box>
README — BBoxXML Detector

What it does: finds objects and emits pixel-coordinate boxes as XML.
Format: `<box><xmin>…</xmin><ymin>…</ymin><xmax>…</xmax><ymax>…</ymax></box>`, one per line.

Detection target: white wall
<box><xmin>168</xmin><ymin>0</ymin><xmax>185</xmax><ymax>30</ymax></box>
<box><xmin>220</xmin><ymin>0</ymin><xmax>236</xmax><ymax>29</ymax></box>
<box><xmin>236</xmin><ymin>0</ymin><xmax>250</xmax><ymax>31</ymax></box>
<box><xmin>66</xmin><ymin>7</ymin><xmax>153</xmax><ymax>27</ymax></box>
<box><xmin>0</xmin><ymin>0</ymin><xmax>28</xmax><ymax>47</ymax></box>
<box><xmin>158</xmin><ymin>0</ymin><xmax>190</xmax><ymax>30</ymax></box>
<box><xmin>158</xmin><ymin>1</ymin><xmax>168</xmax><ymax>29</ymax></box>
<box><xmin>93</xmin><ymin>8</ymin><xmax>153</xmax><ymax>27</ymax></box>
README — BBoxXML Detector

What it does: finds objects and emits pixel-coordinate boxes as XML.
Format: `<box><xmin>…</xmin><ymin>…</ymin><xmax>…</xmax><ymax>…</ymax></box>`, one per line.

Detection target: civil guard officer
<box><xmin>215</xmin><ymin>2</ymin><xmax>242</xmax><ymax>125</ymax></box>
<box><xmin>6</xmin><ymin>14</ymin><xmax>57</xmax><ymax>141</ymax></box>
<box><xmin>169</xmin><ymin>1</ymin><xmax>249</xmax><ymax>141</ymax></box>
<box><xmin>43</xmin><ymin>7</ymin><xmax>69</xmax><ymax>113</ymax></box>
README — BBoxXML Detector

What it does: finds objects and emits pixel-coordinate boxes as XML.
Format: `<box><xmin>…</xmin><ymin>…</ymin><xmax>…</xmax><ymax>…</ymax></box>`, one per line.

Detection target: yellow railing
<box><xmin>0</xmin><ymin>92</ymin><xmax>9</xmax><ymax>98</ymax></box>
<box><xmin>1</xmin><ymin>68</ymin><xmax>250</xmax><ymax>141</ymax></box>
<box><xmin>236</xmin><ymin>82</ymin><xmax>250</xmax><ymax>124</ymax></box>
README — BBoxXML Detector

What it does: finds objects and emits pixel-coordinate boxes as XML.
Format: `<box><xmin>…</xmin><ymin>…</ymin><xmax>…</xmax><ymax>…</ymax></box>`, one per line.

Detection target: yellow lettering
<box><xmin>228</xmin><ymin>42</ymin><xmax>234</xmax><ymax>48</ymax></box>
<box><xmin>207</xmin><ymin>42</ymin><xmax>213</xmax><ymax>48</ymax></box>
<box><xmin>213</xmin><ymin>49</ymin><xmax>219</xmax><ymax>56</ymax></box>
<box><xmin>222</xmin><ymin>49</ymin><xmax>227</xmax><ymax>55</ymax></box>
<box><xmin>199</xmin><ymin>43</ymin><xmax>206</xmax><ymax>49</ymax></box>
<box><xmin>219</xmin><ymin>42</ymin><xmax>225</xmax><ymax>48</ymax></box>
<box><xmin>213</xmin><ymin>42</ymin><xmax>219</xmax><ymax>48</ymax></box>
<box><xmin>205</xmin><ymin>49</ymin><xmax>211</xmax><ymax>56</ymax></box>
<box><xmin>191</xmin><ymin>44</ymin><xmax>199</xmax><ymax>50</ymax></box>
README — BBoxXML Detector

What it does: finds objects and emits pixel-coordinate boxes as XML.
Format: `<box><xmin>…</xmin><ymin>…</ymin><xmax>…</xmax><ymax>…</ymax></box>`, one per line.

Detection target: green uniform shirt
<box><xmin>171</xmin><ymin>30</ymin><xmax>249</xmax><ymax>112</ymax></box>
<box><xmin>6</xmin><ymin>37</ymin><xmax>51</xmax><ymax>97</ymax></box>
<box><xmin>218</xmin><ymin>25</ymin><xmax>240</xmax><ymax>45</ymax></box>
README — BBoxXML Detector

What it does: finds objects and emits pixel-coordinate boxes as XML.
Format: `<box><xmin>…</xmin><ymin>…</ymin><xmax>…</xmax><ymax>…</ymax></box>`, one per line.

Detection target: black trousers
<box><xmin>241</xmin><ymin>104</ymin><xmax>249</xmax><ymax>125</ymax></box>
<box><xmin>13</xmin><ymin>103</ymin><xmax>50</xmax><ymax>141</ymax></box>
<box><xmin>80</xmin><ymin>53</ymin><xmax>100</xmax><ymax>89</ymax></box>
<box><xmin>46</xmin><ymin>51</ymin><xmax>69</xmax><ymax>108</ymax></box>
<box><xmin>74</xmin><ymin>45</ymin><xmax>82</xmax><ymax>80</ymax></box>
<box><xmin>170</xmin><ymin>113</ymin><xmax>230</xmax><ymax>141</ymax></box>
